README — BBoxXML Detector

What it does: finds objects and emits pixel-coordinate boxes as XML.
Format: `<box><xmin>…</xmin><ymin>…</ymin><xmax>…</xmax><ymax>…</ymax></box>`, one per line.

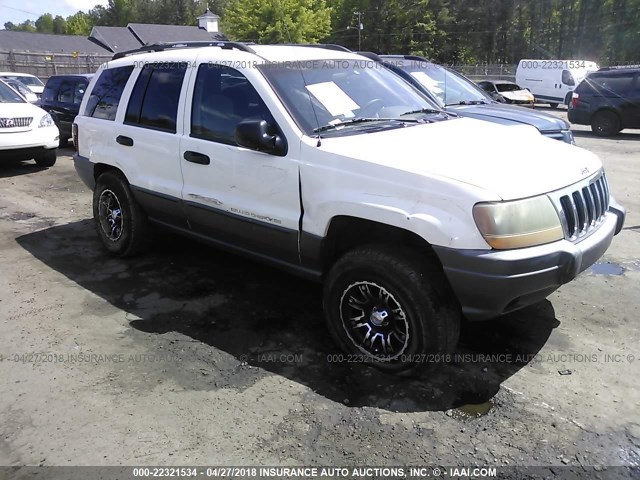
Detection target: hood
<box><xmin>0</xmin><ymin>102</ymin><xmax>48</xmax><ymax>129</ymax></box>
<box><xmin>446</xmin><ymin>102</ymin><xmax>569</xmax><ymax>132</ymax></box>
<box><xmin>501</xmin><ymin>90</ymin><xmax>534</xmax><ymax>101</ymax></box>
<box><xmin>318</xmin><ymin>117</ymin><xmax>601</xmax><ymax>201</ymax></box>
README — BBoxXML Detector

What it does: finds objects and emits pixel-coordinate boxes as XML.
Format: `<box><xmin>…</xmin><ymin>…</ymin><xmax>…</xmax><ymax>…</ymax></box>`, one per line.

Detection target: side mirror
<box><xmin>236</xmin><ymin>119</ymin><xmax>287</xmax><ymax>156</ymax></box>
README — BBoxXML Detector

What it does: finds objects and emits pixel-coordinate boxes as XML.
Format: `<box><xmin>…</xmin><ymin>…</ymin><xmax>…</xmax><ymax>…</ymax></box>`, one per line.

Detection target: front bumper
<box><xmin>0</xmin><ymin>126</ymin><xmax>59</xmax><ymax>156</ymax></box>
<box><xmin>433</xmin><ymin>202</ymin><xmax>625</xmax><ymax>321</ymax></box>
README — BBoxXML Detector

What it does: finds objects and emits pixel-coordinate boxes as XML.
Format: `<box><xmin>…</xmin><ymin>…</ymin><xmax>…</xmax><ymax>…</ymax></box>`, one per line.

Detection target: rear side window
<box><xmin>561</xmin><ymin>70</ymin><xmax>575</xmax><ymax>86</ymax></box>
<box><xmin>125</xmin><ymin>63</ymin><xmax>187</xmax><ymax>133</ymax></box>
<box><xmin>588</xmin><ymin>73</ymin><xmax>634</xmax><ymax>96</ymax></box>
<box><xmin>57</xmin><ymin>81</ymin><xmax>75</xmax><ymax>104</ymax></box>
<box><xmin>84</xmin><ymin>65</ymin><xmax>134</xmax><ymax>120</ymax></box>
<box><xmin>43</xmin><ymin>78</ymin><xmax>62</xmax><ymax>102</ymax></box>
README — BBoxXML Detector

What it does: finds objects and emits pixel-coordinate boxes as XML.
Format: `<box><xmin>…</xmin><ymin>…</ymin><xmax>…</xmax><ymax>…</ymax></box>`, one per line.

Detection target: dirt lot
<box><xmin>0</xmin><ymin>120</ymin><xmax>639</xmax><ymax>479</ymax></box>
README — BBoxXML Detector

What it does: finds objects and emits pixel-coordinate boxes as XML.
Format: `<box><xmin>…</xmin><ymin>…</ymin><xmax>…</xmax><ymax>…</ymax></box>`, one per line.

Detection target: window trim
<box><xmin>85</xmin><ymin>65</ymin><xmax>135</xmax><ymax>121</ymax></box>
<box><xmin>124</xmin><ymin>62</ymin><xmax>187</xmax><ymax>134</ymax></box>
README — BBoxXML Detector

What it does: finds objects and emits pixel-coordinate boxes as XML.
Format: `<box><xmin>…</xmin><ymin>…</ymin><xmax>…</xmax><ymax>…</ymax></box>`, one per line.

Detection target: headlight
<box><xmin>38</xmin><ymin>113</ymin><xmax>55</xmax><ymax>128</ymax></box>
<box><xmin>473</xmin><ymin>196</ymin><xmax>564</xmax><ymax>249</ymax></box>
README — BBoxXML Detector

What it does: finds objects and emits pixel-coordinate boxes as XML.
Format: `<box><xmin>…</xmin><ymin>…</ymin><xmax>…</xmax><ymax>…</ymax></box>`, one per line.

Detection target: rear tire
<box><xmin>549</xmin><ymin>103</ymin><xmax>559</xmax><ymax>109</ymax></box>
<box><xmin>323</xmin><ymin>245</ymin><xmax>460</xmax><ymax>373</ymax></box>
<box><xmin>93</xmin><ymin>171</ymin><xmax>153</xmax><ymax>257</ymax></box>
<box><xmin>35</xmin><ymin>150</ymin><xmax>56</xmax><ymax>167</ymax></box>
<box><xmin>591</xmin><ymin>110</ymin><xmax>620</xmax><ymax>137</ymax></box>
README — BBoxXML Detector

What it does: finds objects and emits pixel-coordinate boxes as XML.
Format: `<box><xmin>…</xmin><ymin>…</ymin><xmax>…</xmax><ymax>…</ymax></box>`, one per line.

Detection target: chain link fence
<box><xmin>447</xmin><ymin>64</ymin><xmax>516</xmax><ymax>82</ymax></box>
<box><xmin>0</xmin><ymin>50</ymin><xmax>112</xmax><ymax>81</ymax></box>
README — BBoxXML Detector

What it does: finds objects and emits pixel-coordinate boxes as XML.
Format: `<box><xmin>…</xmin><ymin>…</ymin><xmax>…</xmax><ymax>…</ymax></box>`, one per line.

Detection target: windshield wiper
<box><xmin>445</xmin><ymin>100</ymin><xmax>489</xmax><ymax>106</ymax></box>
<box><xmin>313</xmin><ymin>117</ymin><xmax>403</xmax><ymax>133</ymax></box>
<box><xmin>399</xmin><ymin>108</ymin><xmax>442</xmax><ymax>116</ymax></box>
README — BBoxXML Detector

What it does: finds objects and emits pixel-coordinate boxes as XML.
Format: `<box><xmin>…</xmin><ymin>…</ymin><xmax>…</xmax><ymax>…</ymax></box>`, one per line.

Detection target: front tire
<box><xmin>323</xmin><ymin>245</ymin><xmax>460</xmax><ymax>372</ymax></box>
<box><xmin>549</xmin><ymin>102</ymin><xmax>559</xmax><ymax>109</ymax></box>
<box><xmin>591</xmin><ymin>110</ymin><xmax>620</xmax><ymax>137</ymax></box>
<box><xmin>35</xmin><ymin>150</ymin><xmax>56</xmax><ymax>167</ymax></box>
<box><xmin>93</xmin><ymin>171</ymin><xmax>153</xmax><ymax>257</ymax></box>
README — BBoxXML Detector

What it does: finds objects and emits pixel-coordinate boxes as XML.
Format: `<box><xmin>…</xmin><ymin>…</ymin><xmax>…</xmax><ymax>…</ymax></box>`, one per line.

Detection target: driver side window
<box><xmin>191</xmin><ymin>64</ymin><xmax>275</xmax><ymax>145</ymax></box>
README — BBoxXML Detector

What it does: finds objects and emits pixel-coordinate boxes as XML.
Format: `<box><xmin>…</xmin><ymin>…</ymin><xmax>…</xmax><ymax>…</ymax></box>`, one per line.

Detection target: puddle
<box><xmin>590</xmin><ymin>262</ymin><xmax>625</xmax><ymax>276</ymax></box>
<box><xmin>449</xmin><ymin>400</ymin><xmax>494</xmax><ymax>419</ymax></box>
<box><xmin>9</xmin><ymin>212</ymin><xmax>37</xmax><ymax>221</ymax></box>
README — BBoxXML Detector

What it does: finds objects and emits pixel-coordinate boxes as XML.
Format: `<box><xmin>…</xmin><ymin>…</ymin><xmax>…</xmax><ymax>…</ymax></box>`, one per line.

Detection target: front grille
<box><xmin>0</xmin><ymin>117</ymin><xmax>33</xmax><ymax>128</ymax></box>
<box><xmin>558</xmin><ymin>174</ymin><xmax>609</xmax><ymax>240</ymax></box>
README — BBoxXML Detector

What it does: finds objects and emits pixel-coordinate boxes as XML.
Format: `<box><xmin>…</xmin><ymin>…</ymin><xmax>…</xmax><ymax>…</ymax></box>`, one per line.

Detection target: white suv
<box><xmin>73</xmin><ymin>42</ymin><xmax>625</xmax><ymax>371</ymax></box>
<box><xmin>0</xmin><ymin>79</ymin><xmax>58</xmax><ymax>166</ymax></box>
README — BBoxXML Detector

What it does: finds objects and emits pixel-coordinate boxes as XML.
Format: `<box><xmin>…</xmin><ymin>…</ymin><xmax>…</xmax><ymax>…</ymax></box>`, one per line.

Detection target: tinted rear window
<box><xmin>43</xmin><ymin>78</ymin><xmax>63</xmax><ymax>102</ymax></box>
<box><xmin>125</xmin><ymin>63</ymin><xmax>187</xmax><ymax>133</ymax></box>
<box><xmin>84</xmin><ymin>66</ymin><xmax>134</xmax><ymax>120</ymax></box>
<box><xmin>581</xmin><ymin>72</ymin><xmax>634</xmax><ymax>95</ymax></box>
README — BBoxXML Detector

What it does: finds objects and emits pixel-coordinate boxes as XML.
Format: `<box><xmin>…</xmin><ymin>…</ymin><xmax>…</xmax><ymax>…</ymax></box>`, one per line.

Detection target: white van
<box><xmin>515</xmin><ymin>59</ymin><xmax>599</xmax><ymax>108</ymax></box>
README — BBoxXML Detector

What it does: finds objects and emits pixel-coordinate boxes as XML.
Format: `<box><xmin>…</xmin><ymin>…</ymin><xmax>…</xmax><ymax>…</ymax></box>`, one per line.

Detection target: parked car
<box><xmin>0</xmin><ymin>79</ymin><xmax>58</xmax><ymax>167</ymax></box>
<box><xmin>41</xmin><ymin>74</ymin><xmax>93</xmax><ymax>147</ymax></box>
<box><xmin>0</xmin><ymin>72</ymin><xmax>46</xmax><ymax>98</ymax></box>
<box><xmin>477</xmin><ymin>80</ymin><xmax>534</xmax><ymax>106</ymax></box>
<box><xmin>3</xmin><ymin>78</ymin><xmax>38</xmax><ymax>103</ymax></box>
<box><xmin>515</xmin><ymin>59</ymin><xmax>599</xmax><ymax>108</ymax></box>
<box><xmin>568</xmin><ymin>67</ymin><xmax>640</xmax><ymax>137</ymax></box>
<box><xmin>73</xmin><ymin>42</ymin><xmax>624</xmax><ymax>371</ymax></box>
<box><xmin>362</xmin><ymin>53</ymin><xmax>575</xmax><ymax>144</ymax></box>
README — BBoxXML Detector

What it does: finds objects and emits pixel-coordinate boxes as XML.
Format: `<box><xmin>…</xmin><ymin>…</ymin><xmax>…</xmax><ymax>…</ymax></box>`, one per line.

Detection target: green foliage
<box><xmin>35</xmin><ymin>14</ymin><xmax>54</xmax><ymax>33</ymax></box>
<box><xmin>6</xmin><ymin>20</ymin><xmax>37</xmax><ymax>32</ymax></box>
<box><xmin>65</xmin><ymin>12</ymin><xmax>93</xmax><ymax>36</ymax></box>
<box><xmin>4</xmin><ymin>0</ymin><xmax>639</xmax><ymax>63</ymax></box>
<box><xmin>224</xmin><ymin>0</ymin><xmax>331</xmax><ymax>43</ymax></box>
<box><xmin>53</xmin><ymin>16</ymin><xmax>67</xmax><ymax>35</ymax></box>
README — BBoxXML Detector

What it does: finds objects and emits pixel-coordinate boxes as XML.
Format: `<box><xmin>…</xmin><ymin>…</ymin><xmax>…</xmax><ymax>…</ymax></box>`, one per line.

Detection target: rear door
<box><xmin>625</xmin><ymin>72</ymin><xmax>640</xmax><ymax>128</ymax></box>
<box><xmin>179</xmin><ymin>61</ymin><xmax>300</xmax><ymax>264</ymax></box>
<box><xmin>115</xmin><ymin>62</ymin><xmax>190</xmax><ymax>227</ymax></box>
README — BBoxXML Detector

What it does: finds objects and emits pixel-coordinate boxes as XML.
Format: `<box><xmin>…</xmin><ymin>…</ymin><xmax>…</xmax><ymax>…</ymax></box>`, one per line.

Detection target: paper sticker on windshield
<box><xmin>409</xmin><ymin>72</ymin><xmax>444</xmax><ymax>95</ymax></box>
<box><xmin>305</xmin><ymin>82</ymin><xmax>360</xmax><ymax>117</ymax></box>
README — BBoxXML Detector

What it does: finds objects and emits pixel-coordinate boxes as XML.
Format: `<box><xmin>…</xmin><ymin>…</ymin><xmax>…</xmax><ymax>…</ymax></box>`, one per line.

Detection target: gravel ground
<box><xmin>0</xmin><ymin>119</ymin><xmax>638</xmax><ymax>479</ymax></box>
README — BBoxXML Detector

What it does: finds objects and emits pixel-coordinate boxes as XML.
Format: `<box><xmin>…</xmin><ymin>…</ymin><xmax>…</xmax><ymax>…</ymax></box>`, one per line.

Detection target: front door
<box><xmin>180</xmin><ymin>63</ymin><xmax>300</xmax><ymax>265</ymax></box>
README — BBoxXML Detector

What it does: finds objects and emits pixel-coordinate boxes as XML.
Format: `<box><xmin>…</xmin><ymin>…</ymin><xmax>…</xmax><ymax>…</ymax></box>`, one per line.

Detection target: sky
<box><xmin>1</xmin><ymin>0</ymin><xmax>109</xmax><ymax>26</ymax></box>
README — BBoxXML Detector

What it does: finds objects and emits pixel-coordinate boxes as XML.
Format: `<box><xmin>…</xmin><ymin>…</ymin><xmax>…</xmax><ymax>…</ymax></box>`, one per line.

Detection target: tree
<box><xmin>4</xmin><ymin>21</ymin><xmax>16</xmax><ymax>30</ymax></box>
<box><xmin>53</xmin><ymin>16</ymin><xmax>67</xmax><ymax>34</ymax></box>
<box><xmin>224</xmin><ymin>0</ymin><xmax>331</xmax><ymax>43</ymax></box>
<box><xmin>35</xmin><ymin>13</ymin><xmax>54</xmax><ymax>33</ymax></box>
<box><xmin>66</xmin><ymin>12</ymin><xmax>93</xmax><ymax>35</ymax></box>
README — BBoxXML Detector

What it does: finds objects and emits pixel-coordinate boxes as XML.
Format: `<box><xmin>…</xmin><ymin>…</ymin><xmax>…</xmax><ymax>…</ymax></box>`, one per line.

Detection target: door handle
<box><xmin>116</xmin><ymin>135</ymin><xmax>134</xmax><ymax>147</ymax></box>
<box><xmin>183</xmin><ymin>151</ymin><xmax>210</xmax><ymax>165</ymax></box>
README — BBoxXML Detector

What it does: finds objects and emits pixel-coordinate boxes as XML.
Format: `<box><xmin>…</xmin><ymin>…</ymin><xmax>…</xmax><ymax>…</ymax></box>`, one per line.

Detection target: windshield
<box><xmin>7</xmin><ymin>80</ymin><xmax>31</xmax><ymax>97</ymax></box>
<box><xmin>0</xmin><ymin>81</ymin><xmax>26</xmax><ymax>103</ymax></box>
<box><xmin>391</xmin><ymin>60</ymin><xmax>491</xmax><ymax>106</ymax></box>
<box><xmin>495</xmin><ymin>83</ymin><xmax>523</xmax><ymax>92</ymax></box>
<box><xmin>5</xmin><ymin>75</ymin><xmax>44</xmax><ymax>87</ymax></box>
<box><xmin>258</xmin><ymin>59</ymin><xmax>443</xmax><ymax>136</ymax></box>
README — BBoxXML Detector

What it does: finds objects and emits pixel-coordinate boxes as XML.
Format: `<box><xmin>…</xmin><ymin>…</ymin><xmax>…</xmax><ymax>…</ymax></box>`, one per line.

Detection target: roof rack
<box><xmin>275</xmin><ymin>43</ymin><xmax>352</xmax><ymax>53</ymax></box>
<box><xmin>112</xmin><ymin>41</ymin><xmax>255</xmax><ymax>60</ymax></box>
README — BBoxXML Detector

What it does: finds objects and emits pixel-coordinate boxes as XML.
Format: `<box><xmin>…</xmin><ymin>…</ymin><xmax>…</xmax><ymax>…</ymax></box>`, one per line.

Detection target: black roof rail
<box><xmin>275</xmin><ymin>43</ymin><xmax>352</xmax><ymax>52</ymax></box>
<box><xmin>356</xmin><ymin>51</ymin><xmax>382</xmax><ymax>61</ymax></box>
<box><xmin>112</xmin><ymin>41</ymin><xmax>255</xmax><ymax>60</ymax></box>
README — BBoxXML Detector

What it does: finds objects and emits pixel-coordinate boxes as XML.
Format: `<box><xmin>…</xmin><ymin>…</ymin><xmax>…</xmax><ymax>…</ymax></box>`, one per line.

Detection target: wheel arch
<box><xmin>94</xmin><ymin>163</ymin><xmax>128</xmax><ymax>184</ymax></box>
<box><xmin>321</xmin><ymin>215</ymin><xmax>442</xmax><ymax>272</ymax></box>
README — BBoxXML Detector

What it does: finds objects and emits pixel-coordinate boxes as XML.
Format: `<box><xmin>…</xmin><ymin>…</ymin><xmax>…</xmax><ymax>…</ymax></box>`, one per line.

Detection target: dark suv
<box><xmin>41</xmin><ymin>74</ymin><xmax>93</xmax><ymax>146</ymax></box>
<box><xmin>568</xmin><ymin>67</ymin><xmax>640</xmax><ymax>136</ymax></box>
